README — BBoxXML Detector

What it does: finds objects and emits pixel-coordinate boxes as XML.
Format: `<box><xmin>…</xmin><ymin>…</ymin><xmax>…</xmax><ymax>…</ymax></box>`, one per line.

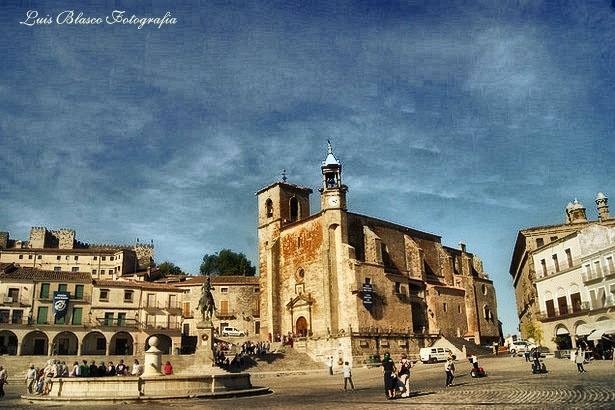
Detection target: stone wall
<box><xmin>0</xmin><ymin>231</ymin><xmax>8</xmax><ymax>249</ymax></box>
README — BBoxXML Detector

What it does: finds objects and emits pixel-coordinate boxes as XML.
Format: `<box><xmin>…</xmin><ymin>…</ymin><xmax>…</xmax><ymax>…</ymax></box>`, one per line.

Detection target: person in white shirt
<box><xmin>342</xmin><ymin>361</ymin><xmax>354</xmax><ymax>390</ymax></box>
<box><xmin>25</xmin><ymin>365</ymin><xmax>37</xmax><ymax>394</ymax></box>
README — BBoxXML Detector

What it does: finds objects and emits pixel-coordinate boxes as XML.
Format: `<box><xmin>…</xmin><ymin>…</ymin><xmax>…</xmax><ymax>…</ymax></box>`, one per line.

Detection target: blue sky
<box><xmin>1</xmin><ymin>1</ymin><xmax>615</xmax><ymax>336</ymax></box>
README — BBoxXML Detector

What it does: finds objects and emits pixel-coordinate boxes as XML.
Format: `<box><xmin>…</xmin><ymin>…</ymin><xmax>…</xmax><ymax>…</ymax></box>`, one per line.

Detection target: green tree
<box><xmin>522</xmin><ymin>319</ymin><xmax>543</xmax><ymax>345</ymax></box>
<box><xmin>157</xmin><ymin>261</ymin><xmax>185</xmax><ymax>276</ymax></box>
<box><xmin>199</xmin><ymin>249</ymin><xmax>256</xmax><ymax>276</ymax></box>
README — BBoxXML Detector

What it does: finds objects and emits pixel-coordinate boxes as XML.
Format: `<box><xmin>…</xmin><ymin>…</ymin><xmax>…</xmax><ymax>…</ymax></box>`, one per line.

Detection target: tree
<box><xmin>199</xmin><ymin>249</ymin><xmax>256</xmax><ymax>276</ymax></box>
<box><xmin>157</xmin><ymin>261</ymin><xmax>185</xmax><ymax>276</ymax></box>
<box><xmin>522</xmin><ymin>319</ymin><xmax>543</xmax><ymax>345</ymax></box>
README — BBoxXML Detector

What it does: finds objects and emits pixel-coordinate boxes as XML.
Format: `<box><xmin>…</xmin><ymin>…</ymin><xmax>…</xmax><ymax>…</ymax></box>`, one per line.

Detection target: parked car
<box><xmin>509</xmin><ymin>340</ymin><xmax>537</xmax><ymax>356</ymax></box>
<box><xmin>221</xmin><ymin>327</ymin><xmax>245</xmax><ymax>337</ymax></box>
<box><xmin>420</xmin><ymin>347</ymin><xmax>452</xmax><ymax>363</ymax></box>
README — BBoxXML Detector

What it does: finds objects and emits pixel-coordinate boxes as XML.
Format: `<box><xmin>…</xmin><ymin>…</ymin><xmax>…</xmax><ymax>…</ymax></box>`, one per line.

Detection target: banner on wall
<box><xmin>53</xmin><ymin>291</ymin><xmax>70</xmax><ymax>319</ymax></box>
<box><xmin>362</xmin><ymin>283</ymin><xmax>373</xmax><ymax>309</ymax></box>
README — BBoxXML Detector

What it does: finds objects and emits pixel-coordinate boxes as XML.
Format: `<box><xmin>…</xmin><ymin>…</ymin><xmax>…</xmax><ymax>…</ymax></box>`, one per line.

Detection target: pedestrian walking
<box><xmin>342</xmin><ymin>361</ymin><xmax>355</xmax><ymax>391</ymax></box>
<box><xmin>398</xmin><ymin>353</ymin><xmax>411</xmax><ymax>397</ymax></box>
<box><xmin>25</xmin><ymin>364</ymin><xmax>37</xmax><ymax>394</ymax></box>
<box><xmin>327</xmin><ymin>356</ymin><xmax>334</xmax><ymax>376</ymax></box>
<box><xmin>382</xmin><ymin>352</ymin><xmax>397</xmax><ymax>399</ymax></box>
<box><xmin>444</xmin><ymin>356</ymin><xmax>455</xmax><ymax>387</ymax></box>
<box><xmin>575</xmin><ymin>348</ymin><xmax>587</xmax><ymax>373</ymax></box>
<box><xmin>0</xmin><ymin>365</ymin><xmax>7</xmax><ymax>398</ymax></box>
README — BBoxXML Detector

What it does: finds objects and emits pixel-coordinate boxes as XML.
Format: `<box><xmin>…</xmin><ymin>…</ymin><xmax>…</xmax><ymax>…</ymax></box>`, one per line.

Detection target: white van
<box><xmin>221</xmin><ymin>327</ymin><xmax>245</xmax><ymax>337</ymax></box>
<box><xmin>420</xmin><ymin>347</ymin><xmax>452</xmax><ymax>363</ymax></box>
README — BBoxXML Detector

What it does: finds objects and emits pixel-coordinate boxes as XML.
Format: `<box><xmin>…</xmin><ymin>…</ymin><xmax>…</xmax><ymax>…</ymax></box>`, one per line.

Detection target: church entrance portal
<box><xmin>296</xmin><ymin>316</ymin><xmax>308</xmax><ymax>337</ymax></box>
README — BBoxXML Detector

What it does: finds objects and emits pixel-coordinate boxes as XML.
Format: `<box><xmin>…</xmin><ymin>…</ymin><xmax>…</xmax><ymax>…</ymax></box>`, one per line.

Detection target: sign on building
<box><xmin>53</xmin><ymin>291</ymin><xmax>70</xmax><ymax>319</ymax></box>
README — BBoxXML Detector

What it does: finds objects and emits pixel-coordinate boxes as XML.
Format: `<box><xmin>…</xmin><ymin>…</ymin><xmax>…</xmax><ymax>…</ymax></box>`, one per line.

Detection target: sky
<box><xmin>1</xmin><ymin>0</ymin><xmax>615</xmax><ymax>336</ymax></box>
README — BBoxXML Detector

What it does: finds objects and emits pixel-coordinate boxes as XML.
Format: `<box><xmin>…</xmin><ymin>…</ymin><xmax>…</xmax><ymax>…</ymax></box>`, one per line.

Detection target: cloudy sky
<box><xmin>2</xmin><ymin>0</ymin><xmax>615</xmax><ymax>335</ymax></box>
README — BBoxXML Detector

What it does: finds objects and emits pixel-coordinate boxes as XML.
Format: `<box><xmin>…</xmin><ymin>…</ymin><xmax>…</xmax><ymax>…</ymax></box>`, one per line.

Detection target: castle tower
<box><xmin>256</xmin><ymin>173</ymin><xmax>313</xmax><ymax>338</ymax></box>
<box><xmin>568</xmin><ymin>199</ymin><xmax>588</xmax><ymax>223</ymax></box>
<box><xmin>596</xmin><ymin>192</ymin><xmax>610</xmax><ymax>222</ymax></box>
<box><xmin>319</xmin><ymin>140</ymin><xmax>348</xmax><ymax>211</ymax></box>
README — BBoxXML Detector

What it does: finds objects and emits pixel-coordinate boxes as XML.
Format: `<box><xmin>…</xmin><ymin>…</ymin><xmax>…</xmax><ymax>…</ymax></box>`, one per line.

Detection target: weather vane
<box><xmin>281</xmin><ymin>169</ymin><xmax>288</xmax><ymax>182</ymax></box>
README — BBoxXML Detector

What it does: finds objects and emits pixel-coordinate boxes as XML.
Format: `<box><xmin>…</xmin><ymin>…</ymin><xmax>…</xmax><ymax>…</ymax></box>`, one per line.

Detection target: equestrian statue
<box><xmin>197</xmin><ymin>275</ymin><xmax>216</xmax><ymax>324</ymax></box>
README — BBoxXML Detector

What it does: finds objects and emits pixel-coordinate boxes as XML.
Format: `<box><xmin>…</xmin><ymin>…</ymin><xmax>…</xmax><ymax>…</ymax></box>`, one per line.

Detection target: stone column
<box><xmin>142</xmin><ymin>336</ymin><xmax>163</xmax><ymax>376</ymax></box>
<box><xmin>16</xmin><ymin>342</ymin><xmax>22</xmax><ymax>356</ymax></box>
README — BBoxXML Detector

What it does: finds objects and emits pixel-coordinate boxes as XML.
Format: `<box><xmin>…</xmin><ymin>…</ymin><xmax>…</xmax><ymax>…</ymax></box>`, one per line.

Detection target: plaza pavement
<box><xmin>4</xmin><ymin>355</ymin><xmax>615</xmax><ymax>409</ymax></box>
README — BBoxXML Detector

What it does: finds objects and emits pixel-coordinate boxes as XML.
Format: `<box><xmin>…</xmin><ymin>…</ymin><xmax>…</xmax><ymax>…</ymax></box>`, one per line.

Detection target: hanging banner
<box><xmin>362</xmin><ymin>283</ymin><xmax>373</xmax><ymax>309</ymax></box>
<box><xmin>53</xmin><ymin>291</ymin><xmax>70</xmax><ymax>319</ymax></box>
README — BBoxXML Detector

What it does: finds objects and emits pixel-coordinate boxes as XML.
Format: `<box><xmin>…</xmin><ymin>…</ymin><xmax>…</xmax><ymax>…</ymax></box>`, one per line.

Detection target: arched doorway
<box><xmin>110</xmin><ymin>332</ymin><xmax>134</xmax><ymax>355</ymax></box>
<box><xmin>554</xmin><ymin>325</ymin><xmax>572</xmax><ymax>349</ymax></box>
<box><xmin>22</xmin><ymin>331</ymin><xmax>48</xmax><ymax>355</ymax></box>
<box><xmin>146</xmin><ymin>334</ymin><xmax>172</xmax><ymax>354</ymax></box>
<box><xmin>52</xmin><ymin>331</ymin><xmax>78</xmax><ymax>355</ymax></box>
<box><xmin>296</xmin><ymin>316</ymin><xmax>308</xmax><ymax>337</ymax></box>
<box><xmin>82</xmin><ymin>331</ymin><xmax>106</xmax><ymax>355</ymax></box>
<box><xmin>0</xmin><ymin>330</ymin><xmax>18</xmax><ymax>355</ymax></box>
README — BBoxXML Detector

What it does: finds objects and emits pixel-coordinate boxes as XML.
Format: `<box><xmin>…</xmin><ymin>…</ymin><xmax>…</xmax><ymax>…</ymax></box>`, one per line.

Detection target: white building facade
<box><xmin>533</xmin><ymin>224</ymin><xmax>615</xmax><ymax>352</ymax></box>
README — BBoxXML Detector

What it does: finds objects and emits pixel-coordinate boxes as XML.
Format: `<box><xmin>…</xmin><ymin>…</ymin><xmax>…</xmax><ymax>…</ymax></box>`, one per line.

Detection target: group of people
<box><xmin>240</xmin><ymin>340</ymin><xmax>271</xmax><ymax>356</ymax></box>
<box><xmin>213</xmin><ymin>339</ymin><xmax>272</xmax><ymax>371</ymax></box>
<box><xmin>23</xmin><ymin>358</ymin><xmax>144</xmax><ymax>396</ymax></box>
<box><xmin>381</xmin><ymin>353</ymin><xmax>413</xmax><ymax>399</ymax></box>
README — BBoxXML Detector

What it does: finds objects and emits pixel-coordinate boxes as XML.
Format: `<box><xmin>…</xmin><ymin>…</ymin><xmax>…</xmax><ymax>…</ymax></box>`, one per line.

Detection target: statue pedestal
<box><xmin>195</xmin><ymin>321</ymin><xmax>215</xmax><ymax>366</ymax></box>
<box><xmin>143</xmin><ymin>336</ymin><xmax>164</xmax><ymax>376</ymax></box>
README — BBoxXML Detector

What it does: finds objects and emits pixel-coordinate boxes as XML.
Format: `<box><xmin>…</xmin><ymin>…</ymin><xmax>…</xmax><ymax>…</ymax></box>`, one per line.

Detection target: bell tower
<box><xmin>319</xmin><ymin>140</ymin><xmax>348</xmax><ymax>211</ymax></box>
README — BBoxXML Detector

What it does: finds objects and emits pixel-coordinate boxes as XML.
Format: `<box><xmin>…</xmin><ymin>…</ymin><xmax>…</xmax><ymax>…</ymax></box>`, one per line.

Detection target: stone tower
<box><xmin>256</xmin><ymin>173</ymin><xmax>312</xmax><ymax>338</ymax></box>
<box><xmin>567</xmin><ymin>199</ymin><xmax>588</xmax><ymax>223</ymax></box>
<box><xmin>596</xmin><ymin>192</ymin><xmax>610</xmax><ymax>222</ymax></box>
<box><xmin>318</xmin><ymin>141</ymin><xmax>351</xmax><ymax>335</ymax></box>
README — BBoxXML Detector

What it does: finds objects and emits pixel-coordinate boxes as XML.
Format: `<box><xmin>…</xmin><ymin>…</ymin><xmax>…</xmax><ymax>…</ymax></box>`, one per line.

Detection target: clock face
<box><xmin>328</xmin><ymin>197</ymin><xmax>339</xmax><ymax>206</ymax></box>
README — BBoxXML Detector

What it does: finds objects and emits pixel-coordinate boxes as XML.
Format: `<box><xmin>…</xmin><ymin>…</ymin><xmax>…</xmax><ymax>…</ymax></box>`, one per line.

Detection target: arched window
<box><xmin>483</xmin><ymin>305</ymin><xmax>491</xmax><ymax>320</ymax></box>
<box><xmin>289</xmin><ymin>197</ymin><xmax>299</xmax><ymax>222</ymax></box>
<box><xmin>295</xmin><ymin>268</ymin><xmax>305</xmax><ymax>282</ymax></box>
<box><xmin>265</xmin><ymin>199</ymin><xmax>273</xmax><ymax>218</ymax></box>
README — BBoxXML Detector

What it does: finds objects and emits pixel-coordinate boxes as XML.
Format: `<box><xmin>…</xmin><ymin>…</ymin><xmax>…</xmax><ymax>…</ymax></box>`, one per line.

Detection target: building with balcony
<box><xmin>0</xmin><ymin>227</ymin><xmax>155</xmax><ymax>279</ymax></box>
<box><xmin>0</xmin><ymin>263</ymin><xmax>185</xmax><ymax>357</ymax></box>
<box><xmin>532</xmin><ymin>224</ymin><xmax>615</xmax><ymax>351</ymax></box>
<box><xmin>510</xmin><ymin>193</ymin><xmax>615</xmax><ymax>341</ymax></box>
<box><xmin>172</xmin><ymin>275</ymin><xmax>260</xmax><ymax>343</ymax></box>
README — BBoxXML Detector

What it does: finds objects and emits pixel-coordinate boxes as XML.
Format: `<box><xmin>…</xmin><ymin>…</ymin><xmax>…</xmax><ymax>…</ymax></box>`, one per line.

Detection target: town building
<box><xmin>510</xmin><ymin>194</ymin><xmax>615</xmax><ymax>341</ymax></box>
<box><xmin>172</xmin><ymin>275</ymin><xmax>260</xmax><ymax>347</ymax></box>
<box><xmin>0</xmin><ymin>262</ymin><xmax>184</xmax><ymax>357</ymax></box>
<box><xmin>0</xmin><ymin>227</ymin><xmax>155</xmax><ymax>279</ymax></box>
<box><xmin>532</xmin><ymin>224</ymin><xmax>615</xmax><ymax>352</ymax></box>
<box><xmin>256</xmin><ymin>143</ymin><xmax>500</xmax><ymax>364</ymax></box>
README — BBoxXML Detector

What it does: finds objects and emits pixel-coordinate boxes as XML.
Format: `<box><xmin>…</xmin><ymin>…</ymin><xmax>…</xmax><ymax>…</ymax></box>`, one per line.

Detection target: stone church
<box><xmin>257</xmin><ymin>143</ymin><xmax>500</xmax><ymax>363</ymax></box>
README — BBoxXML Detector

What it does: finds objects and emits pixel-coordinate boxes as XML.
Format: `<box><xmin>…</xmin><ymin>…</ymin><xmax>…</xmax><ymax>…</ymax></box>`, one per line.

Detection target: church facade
<box><xmin>257</xmin><ymin>143</ymin><xmax>500</xmax><ymax>363</ymax></box>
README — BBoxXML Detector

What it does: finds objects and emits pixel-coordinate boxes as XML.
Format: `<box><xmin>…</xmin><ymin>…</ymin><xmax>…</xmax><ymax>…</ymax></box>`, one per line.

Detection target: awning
<box><xmin>586</xmin><ymin>319</ymin><xmax>615</xmax><ymax>341</ymax></box>
<box><xmin>588</xmin><ymin>329</ymin><xmax>605</xmax><ymax>341</ymax></box>
<box><xmin>575</xmin><ymin>323</ymin><xmax>594</xmax><ymax>336</ymax></box>
<box><xmin>556</xmin><ymin>327</ymin><xmax>570</xmax><ymax>336</ymax></box>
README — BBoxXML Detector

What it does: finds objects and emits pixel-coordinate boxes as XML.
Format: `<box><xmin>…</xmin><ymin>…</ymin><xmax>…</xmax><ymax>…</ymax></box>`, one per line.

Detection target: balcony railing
<box><xmin>537</xmin><ymin>302</ymin><xmax>590</xmax><ymax>321</ymax></box>
<box><xmin>215</xmin><ymin>310</ymin><xmax>236</xmax><ymax>319</ymax></box>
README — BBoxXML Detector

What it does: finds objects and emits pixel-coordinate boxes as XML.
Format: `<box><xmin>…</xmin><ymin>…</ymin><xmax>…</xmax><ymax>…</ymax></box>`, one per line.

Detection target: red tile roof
<box><xmin>173</xmin><ymin>275</ymin><xmax>259</xmax><ymax>287</ymax></box>
<box><xmin>0</xmin><ymin>266</ymin><xmax>92</xmax><ymax>282</ymax></box>
<box><xmin>93</xmin><ymin>279</ymin><xmax>185</xmax><ymax>292</ymax></box>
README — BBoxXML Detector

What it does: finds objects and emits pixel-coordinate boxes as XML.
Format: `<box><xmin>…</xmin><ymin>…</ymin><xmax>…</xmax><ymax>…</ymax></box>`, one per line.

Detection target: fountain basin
<box><xmin>22</xmin><ymin>373</ymin><xmax>270</xmax><ymax>402</ymax></box>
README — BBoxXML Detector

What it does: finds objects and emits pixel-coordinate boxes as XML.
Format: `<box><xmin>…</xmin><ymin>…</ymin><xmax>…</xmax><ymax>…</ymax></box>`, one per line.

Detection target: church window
<box><xmin>295</xmin><ymin>268</ymin><xmax>305</xmax><ymax>282</ymax></box>
<box><xmin>220</xmin><ymin>287</ymin><xmax>228</xmax><ymax>294</ymax></box>
<box><xmin>56</xmin><ymin>255</ymin><xmax>61</xmax><ymax>260</ymax></box>
<box><xmin>289</xmin><ymin>197</ymin><xmax>299</xmax><ymax>222</ymax></box>
<box><xmin>536</xmin><ymin>238</ymin><xmax>544</xmax><ymax>248</ymax></box>
<box><xmin>483</xmin><ymin>305</ymin><xmax>491</xmax><ymax>320</ymax></box>
<box><xmin>297</xmin><ymin>237</ymin><xmax>302</xmax><ymax>249</ymax></box>
<box><xmin>265</xmin><ymin>199</ymin><xmax>273</xmax><ymax>218</ymax></box>
<box><xmin>394</xmin><ymin>282</ymin><xmax>401</xmax><ymax>294</ymax></box>
<box><xmin>482</xmin><ymin>284</ymin><xmax>488</xmax><ymax>295</ymax></box>
<box><xmin>457</xmin><ymin>305</ymin><xmax>462</xmax><ymax>314</ymax></box>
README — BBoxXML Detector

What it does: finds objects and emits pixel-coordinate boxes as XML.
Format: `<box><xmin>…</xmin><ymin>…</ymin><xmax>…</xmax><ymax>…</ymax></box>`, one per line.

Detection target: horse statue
<box><xmin>197</xmin><ymin>276</ymin><xmax>216</xmax><ymax>323</ymax></box>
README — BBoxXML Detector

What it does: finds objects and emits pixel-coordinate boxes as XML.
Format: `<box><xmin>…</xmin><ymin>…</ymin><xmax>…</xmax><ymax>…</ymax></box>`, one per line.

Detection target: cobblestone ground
<box><xmin>5</xmin><ymin>356</ymin><xmax>615</xmax><ymax>409</ymax></box>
